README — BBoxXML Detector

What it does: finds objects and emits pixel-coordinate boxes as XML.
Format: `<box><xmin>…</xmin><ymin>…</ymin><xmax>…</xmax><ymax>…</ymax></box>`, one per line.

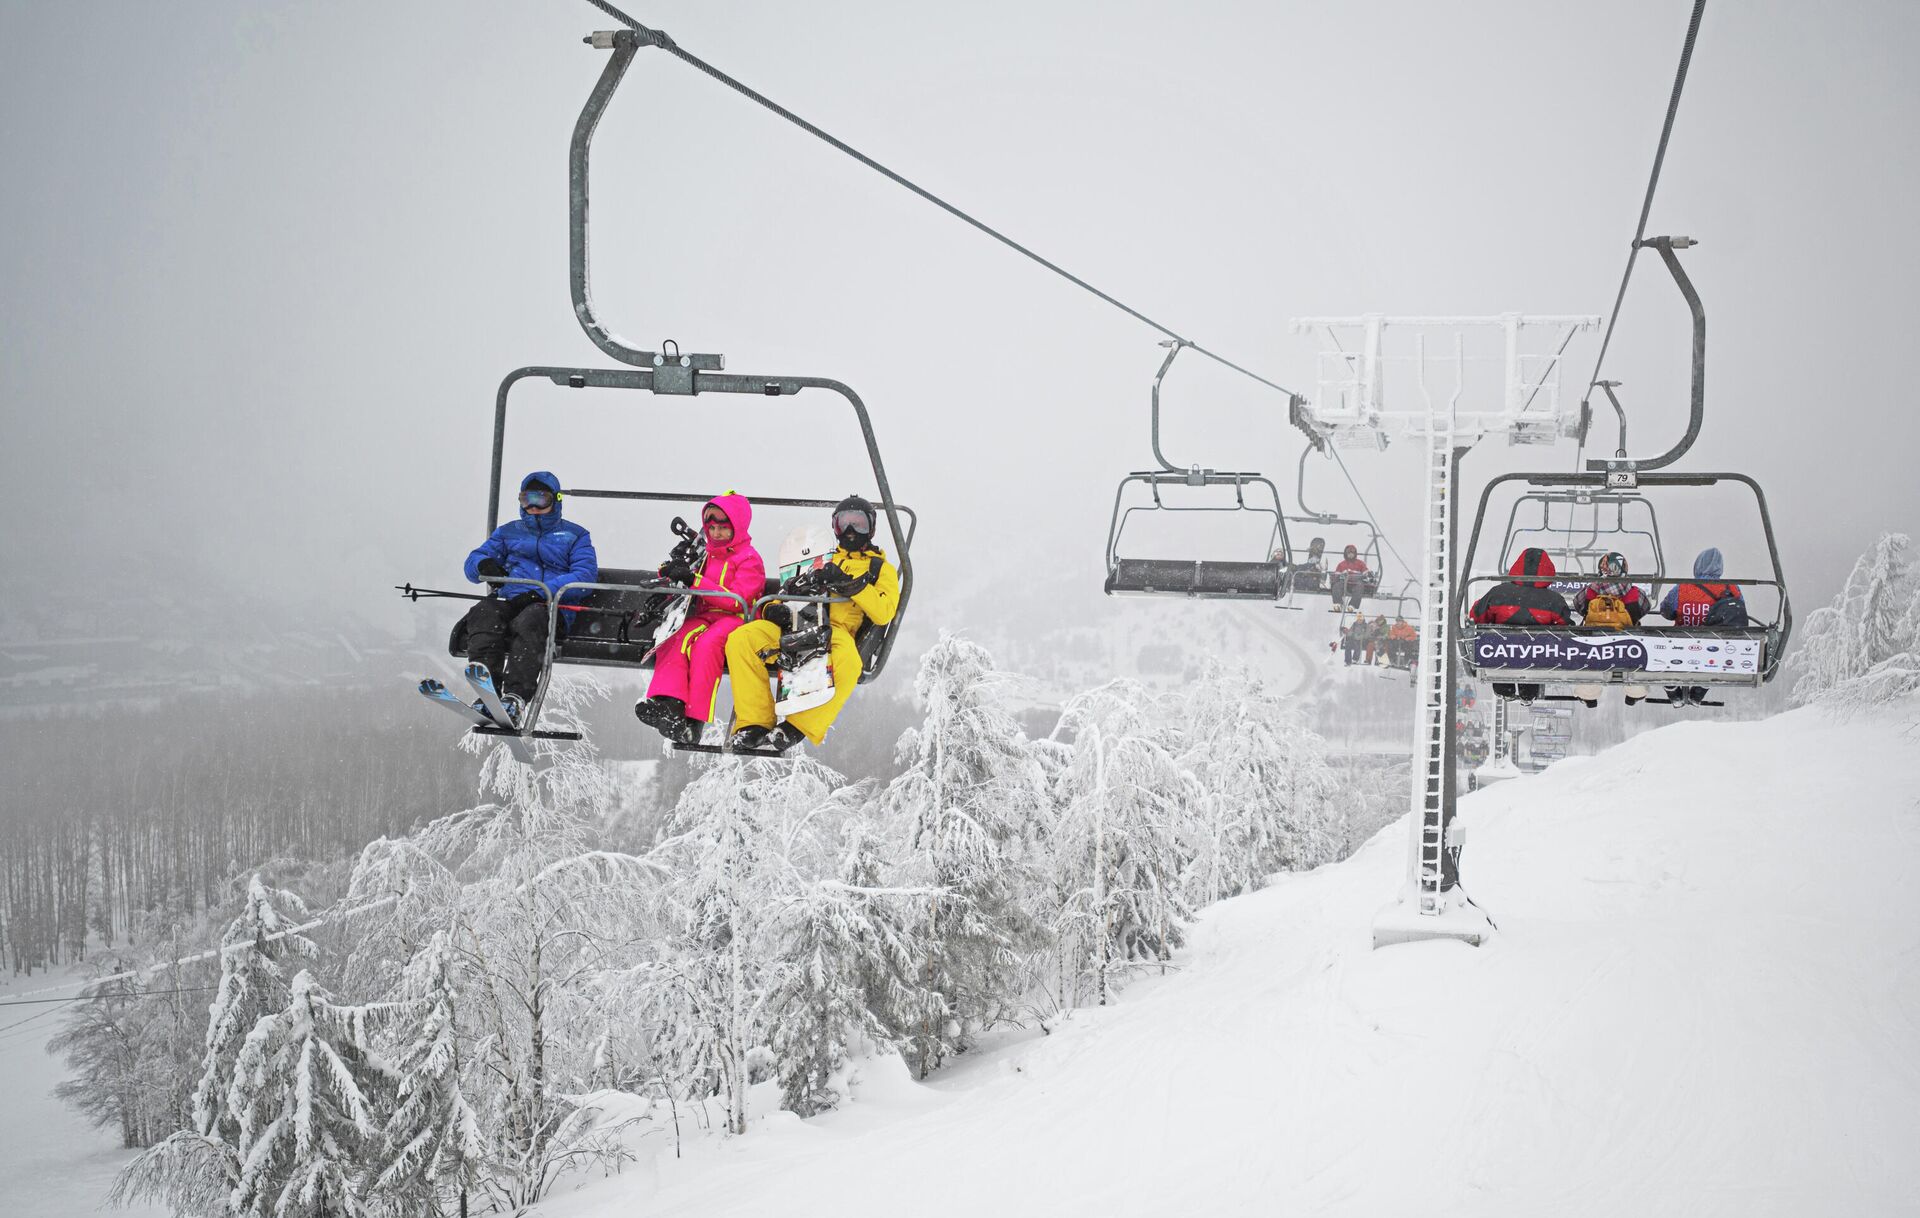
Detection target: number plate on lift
<box><xmin>1606</xmin><ymin>469</ymin><xmax>1638</xmax><ymax>489</ymax></box>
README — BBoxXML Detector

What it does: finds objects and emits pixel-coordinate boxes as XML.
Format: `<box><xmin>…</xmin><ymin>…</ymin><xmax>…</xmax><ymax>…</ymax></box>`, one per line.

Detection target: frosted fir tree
<box><xmin>1792</xmin><ymin>533</ymin><xmax>1920</xmax><ymax>710</ymax></box>
<box><xmin>764</xmin><ymin>820</ymin><xmax>942</xmax><ymax>1115</ymax></box>
<box><xmin>373</xmin><ymin>932</ymin><xmax>483</xmax><ymax>1217</ymax></box>
<box><xmin>342</xmin><ymin>674</ymin><xmax>659</xmax><ymax>1211</ymax></box>
<box><xmin>1046</xmin><ymin>680</ymin><xmax>1196</xmax><ymax>1008</ymax></box>
<box><xmin>1174</xmin><ymin>661</ymin><xmax>1346</xmax><ymax>905</ymax></box>
<box><xmin>112</xmin><ymin>877</ymin><xmax>318</xmax><ymax>1214</ymax></box>
<box><xmin>877</xmin><ymin>632</ymin><xmax>1056</xmax><ymax>1069</ymax></box>
<box><xmin>224</xmin><ymin>970</ymin><xmax>403</xmax><ymax>1218</ymax></box>
<box><xmin>639</xmin><ymin>757</ymin><xmax>859</xmax><ymax>1134</ymax></box>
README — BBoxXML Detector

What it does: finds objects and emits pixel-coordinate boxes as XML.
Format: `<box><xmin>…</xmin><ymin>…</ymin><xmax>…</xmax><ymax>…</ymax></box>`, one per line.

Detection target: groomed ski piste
<box><xmin>533</xmin><ymin>700</ymin><xmax>1920</xmax><ymax>1218</ymax></box>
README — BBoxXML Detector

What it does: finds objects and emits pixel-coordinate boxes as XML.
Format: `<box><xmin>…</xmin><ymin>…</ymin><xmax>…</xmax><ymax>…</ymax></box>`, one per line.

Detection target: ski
<box><xmin>418</xmin><ymin>678</ymin><xmax>492</xmax><ymax>727</ymax></box>
<box><xmin>463</xmin><ymin>663</ymin><xmax>536</xmax><ymax>763</ymax></box>
<box><xmin>463</xmin><ymin>662</ymin><xmax>518</xmax><ymax>728</ymax></box>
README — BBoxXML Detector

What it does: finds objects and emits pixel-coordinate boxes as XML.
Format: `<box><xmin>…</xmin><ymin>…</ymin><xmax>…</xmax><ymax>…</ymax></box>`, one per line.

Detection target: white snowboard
<box><xmin>773</xmin><ymin>526</ymin><xmax>839</xmax><ymax>717</ymax></box>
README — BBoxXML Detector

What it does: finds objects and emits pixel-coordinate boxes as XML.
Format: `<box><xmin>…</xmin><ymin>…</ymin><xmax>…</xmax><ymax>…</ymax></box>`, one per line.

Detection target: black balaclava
<box><xmin>833</xmin><ymin>494</ymin><xmax>877</xmax><ymax>551</ymax></box>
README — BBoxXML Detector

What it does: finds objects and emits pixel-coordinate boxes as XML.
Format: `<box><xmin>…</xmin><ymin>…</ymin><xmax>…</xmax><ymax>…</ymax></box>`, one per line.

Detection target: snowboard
<box><xmin>639</xmin><ymin>519</ymin><xmax>706</xmax><ymax>663</ymax></box>
<box><xmin>771</xmin><ymin>526</ymin><xmax>839</xmax><ymax>717</ymax></box>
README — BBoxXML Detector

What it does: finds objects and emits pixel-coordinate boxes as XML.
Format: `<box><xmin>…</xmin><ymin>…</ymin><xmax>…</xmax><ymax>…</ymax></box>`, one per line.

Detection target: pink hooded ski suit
<box><xmin>646</xmin><ymin>493</ymin><xmax>767</xmax><ymax>723</ymax></box>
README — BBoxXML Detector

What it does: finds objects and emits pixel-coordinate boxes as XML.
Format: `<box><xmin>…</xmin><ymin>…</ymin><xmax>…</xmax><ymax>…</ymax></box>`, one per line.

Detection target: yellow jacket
<box><xmin>800</xmin><ymin>546</ymin><xmax>898</xmax><ymax>636</ymax></box>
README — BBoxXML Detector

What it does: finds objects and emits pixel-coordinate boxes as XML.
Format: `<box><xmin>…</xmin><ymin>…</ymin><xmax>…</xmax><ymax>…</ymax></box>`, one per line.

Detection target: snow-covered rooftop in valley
<box><xmin>532</xmin><ymin>702</ymin><xmax>1920</xmax><ymax>1218</ymax></box>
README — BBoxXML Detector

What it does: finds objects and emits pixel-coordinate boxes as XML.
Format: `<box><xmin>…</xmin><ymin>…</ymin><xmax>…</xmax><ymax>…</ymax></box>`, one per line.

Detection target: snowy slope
<box><xmin>539</xmin><ymin>703</ymin><xmax>1920</xmax><ymax>1218</ymax></box>
<box><xmin>0</xmin><ymin>978</ymin><xmax>168</xmax><ymax>1218</ymax></box>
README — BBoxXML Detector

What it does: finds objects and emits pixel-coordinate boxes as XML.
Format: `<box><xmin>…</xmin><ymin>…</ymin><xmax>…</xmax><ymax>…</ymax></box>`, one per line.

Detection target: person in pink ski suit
<box><xmin>633</xmin><ymin>492</ymin><xmax>766</xmax><ymax>743</ymax></box>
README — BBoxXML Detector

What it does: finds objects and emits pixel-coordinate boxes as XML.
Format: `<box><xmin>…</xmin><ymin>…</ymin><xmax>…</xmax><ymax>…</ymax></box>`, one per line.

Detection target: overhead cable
<box><xmin>579</xmin><ymin>0</ymin><xmax>1302</xmax><ymax>401</ymax></box>
<box><xmin>1577</xmin><ymin>0</ymin><xmax>1709</xmax><ymax>468</ymax></box>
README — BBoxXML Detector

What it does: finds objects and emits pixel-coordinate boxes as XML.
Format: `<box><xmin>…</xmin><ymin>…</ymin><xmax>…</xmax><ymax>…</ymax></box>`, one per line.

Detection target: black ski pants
<box><xmin>462</xmin><ymin>593</ymin><xmax>551</xmax><ymax>702</ymax></box>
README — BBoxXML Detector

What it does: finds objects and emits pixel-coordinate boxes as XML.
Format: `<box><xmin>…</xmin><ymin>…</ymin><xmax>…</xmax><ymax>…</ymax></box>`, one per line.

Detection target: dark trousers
<box><xmin>462</xmin><ymin>594</ymin><xmax>551</xmax><ymax>702</ymax></box>
<box><xmin>1492</xmin><ymin>681</ymin><xmax>1543</xmax><ymax>703</ymax></box>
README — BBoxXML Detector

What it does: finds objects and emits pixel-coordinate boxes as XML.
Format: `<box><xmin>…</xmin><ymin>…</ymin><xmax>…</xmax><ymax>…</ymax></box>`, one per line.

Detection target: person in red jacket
<box><xmin>1331</xmin><ymin>543</ymin><xmax>1370</xmax><ymax>610</ymax></box>
<box><xmin>1468</xmin><ymin>547</ymin><xmax>1570</xmax><ymax>704</ymax></box>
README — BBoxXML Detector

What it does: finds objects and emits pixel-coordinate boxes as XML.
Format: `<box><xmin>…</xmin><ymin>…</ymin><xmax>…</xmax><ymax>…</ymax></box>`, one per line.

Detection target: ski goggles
<box><xmin>833</xmin><ymin>508</ymin><xmax>874</xmax><ymax>537</ymax></box>
<box><xmin>701</xmin><ymin>509</ymin><xmax>732</xmax><ymax>528</ymax></box>
<box><xmin>519</xmin><ymin>489</ymin><xmax>555</xmax><ymax>510</ymax></box>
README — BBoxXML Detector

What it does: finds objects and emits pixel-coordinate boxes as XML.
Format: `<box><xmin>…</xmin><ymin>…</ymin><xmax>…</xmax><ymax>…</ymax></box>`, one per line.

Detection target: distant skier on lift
<box><xmin>725</xmin><ymin>495</ymin><xmax>898</xmax><ymax>754</ymax></box>
<box><xmin>460</xmin><ymin>471</ymin><xmax>599</xmax><ymax>720</ymax></box>
<box><xmin>1468</xmin><ymin>547</ymin><xmax>1570</xmax><ymax>704</ymax></box>
<box><xmin>1331</xmin><ymin>543</ymin><xmax>1370</xmax><ymax>609</ymax></box>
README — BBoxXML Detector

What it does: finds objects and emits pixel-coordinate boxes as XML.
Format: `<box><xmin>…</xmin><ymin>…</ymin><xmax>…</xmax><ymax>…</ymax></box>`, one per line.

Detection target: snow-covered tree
<box><xmin>1174</xmin><ymin>661</ymin><xmax>1346</xmax><ymax>904</ymax></box>
<box><xmin>112</xmin><ymin>877</ymin><xmax>316</xmax><ymax>1214</ymax></box>
<box><xmin>372</xmin><ymin>932</ymin><xmax>482</xmax><ymax>1217</ymax></box>
<box><xmin>1792</xmin><ymin>533</ymin><xmax>1920</xmax><ymax>710</ymax></box>
<box><xmin>877</xmin><ymin>633</ymin><xmax>1055</xmax><ymax>1069</ymax></box>
<box><xmin>638</xmin><ymin>758</ymin><xmax>856</xmax><ymax>1134</ymax></box>
<box><xmin>1046</xmin><ymin>680</ymin><xmax>1195</xmax><ymax>1008</ymax></box>
<box><xmin>764</xmin><ymin>820</ymin><xmax>940</xmax><ymax>1115</ymax></box>
<box><xmin>225</xmin><ymin>970</ymin><xmax>402</xmax><ymax>1218</ymax></box>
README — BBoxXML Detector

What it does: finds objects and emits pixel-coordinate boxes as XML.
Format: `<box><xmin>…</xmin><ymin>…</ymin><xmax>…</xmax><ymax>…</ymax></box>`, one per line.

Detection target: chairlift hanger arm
<box><xmin>1588</xmin><ymin>235</ymin><xmax>1704</xmax><ymax>474</ymax></box>
<box><xmin>575</xmin><ymin>1</ymin><xmax>1307</xmax><ymax>402</ymax></box>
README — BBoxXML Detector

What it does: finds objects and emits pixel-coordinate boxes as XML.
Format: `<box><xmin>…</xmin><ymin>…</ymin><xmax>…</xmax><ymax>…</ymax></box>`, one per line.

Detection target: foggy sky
<box><xmin>3</xmin><ymin>0</ymin><xmax>1916</xmax><ymax>639</ymax></box>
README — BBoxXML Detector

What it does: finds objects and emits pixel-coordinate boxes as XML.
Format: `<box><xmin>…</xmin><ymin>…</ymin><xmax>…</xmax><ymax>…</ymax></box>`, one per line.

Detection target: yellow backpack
<box><xmin>1584</xmin><ymin>593</ymin><xmax>1632</xmax><ymax>629</ymax></box>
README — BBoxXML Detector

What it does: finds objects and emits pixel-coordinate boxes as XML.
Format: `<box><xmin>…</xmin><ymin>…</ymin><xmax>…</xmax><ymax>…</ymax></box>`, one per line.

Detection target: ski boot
<box><xmin>727</xmin><ymin>725</ymin><xmax>771</xmax><ymax>751</ymax></box>
<box><xmin>634</xmin><ymin>695</ymin><xmax>688</xmax><ymax>738</ymax></box>
<box><xmin>763</xmin><ymin>723</ymin><xmax>806</xmax><ymax>755</ymax></box>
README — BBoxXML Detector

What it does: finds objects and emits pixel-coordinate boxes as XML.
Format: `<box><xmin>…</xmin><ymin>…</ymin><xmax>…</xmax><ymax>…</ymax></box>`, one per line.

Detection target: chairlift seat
<box><xmin>1106</xmin><ymin>557</ymin><xmax>1289</xmax><ymax>600</ymax></box>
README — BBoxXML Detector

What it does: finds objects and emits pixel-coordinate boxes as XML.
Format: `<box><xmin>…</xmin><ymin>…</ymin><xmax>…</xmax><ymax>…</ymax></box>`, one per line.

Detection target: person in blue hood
<box><xmin>459</xmin><ymin>471</ymin><xmax>598</xmax><ymax>709</ymax></box>
<box><xmin>1656</xmin><ymin>546</ymin><xmax>1745</xmax><ymax>706</ymax></box>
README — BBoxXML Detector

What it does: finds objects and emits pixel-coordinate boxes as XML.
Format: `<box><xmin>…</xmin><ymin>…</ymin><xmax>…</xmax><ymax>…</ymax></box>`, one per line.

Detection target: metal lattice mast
<box><xmin>1409</xmin><ymin>421</ymin><xmax>1460</xmax><ymax>913</ymax></box>
<box><xmin>1289</xmin><ymin>313</ymin><xmax>1600</xmax><ymax>948</ymax></box>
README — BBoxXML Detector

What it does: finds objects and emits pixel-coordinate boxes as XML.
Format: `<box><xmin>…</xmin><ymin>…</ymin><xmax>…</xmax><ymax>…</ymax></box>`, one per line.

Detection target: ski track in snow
<box><xmin>540</xmin><ymin>705</ymin><xmax>1920</xmax><ymax>1218</ymax></box>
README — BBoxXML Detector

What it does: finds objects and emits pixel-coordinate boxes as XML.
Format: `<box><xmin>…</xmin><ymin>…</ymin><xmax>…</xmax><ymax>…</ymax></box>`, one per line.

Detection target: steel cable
<box><xmin>1576</xmin><ymin>0</ymin><xmax>1708</xmax><ymax>470</ymax></box>
<box><xmin>579</xmin><ymin>0</ymin><xmax>1302</xmax><ymax>400</ymax></box>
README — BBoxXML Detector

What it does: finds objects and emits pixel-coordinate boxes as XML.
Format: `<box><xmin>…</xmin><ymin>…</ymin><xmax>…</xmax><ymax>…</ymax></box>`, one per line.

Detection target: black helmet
<box><xmin>832</xmin><ymin>494</ymin><xmax>877</xmax><ymax>548</ymax></box>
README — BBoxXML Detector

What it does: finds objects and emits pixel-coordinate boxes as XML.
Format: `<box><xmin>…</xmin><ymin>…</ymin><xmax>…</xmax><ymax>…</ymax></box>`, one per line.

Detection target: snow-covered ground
<box><xmin>0</xmin><ymin>974</ymin><xmax>168</xmax><ymax>1217</ymax></box>
<box><xmin>538</xmin><ymin>702</ymin><xmax>1920</xmax><ymax>1217</ymax></box>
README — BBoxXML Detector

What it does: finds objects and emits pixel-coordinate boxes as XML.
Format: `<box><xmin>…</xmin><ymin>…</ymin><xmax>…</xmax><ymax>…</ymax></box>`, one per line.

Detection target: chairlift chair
<box><xmin>1103</xmin><ymin>340</ymin><xmax>1293</xmax><ymax>600</ymax></box>
<box><xmin>1455</xmin><ymin>471</ymin><xmax>1791</xmax><ymax>699</ymax></box>
<box><xmin>402</xmin><ymin>28</ymin><xmax>916</xmax><ymax>756</ymax></box>
<box><xmin>1283</xmin><ymin>444</ymin><xmax>1390</xmax><ymax>607</ymax></box>
<box><xmin>1453</xmin><ymin>236</ymin><xmax>1794</xmax><ymax>705</ymax></box>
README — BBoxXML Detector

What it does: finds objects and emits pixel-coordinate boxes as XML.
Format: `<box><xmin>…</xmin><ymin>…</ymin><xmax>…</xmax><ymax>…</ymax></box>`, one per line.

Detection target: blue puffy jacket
<box><xmin>464</xmin><ymin>471</ymin><xmax>599</xmax><ymax>604</ymax></box>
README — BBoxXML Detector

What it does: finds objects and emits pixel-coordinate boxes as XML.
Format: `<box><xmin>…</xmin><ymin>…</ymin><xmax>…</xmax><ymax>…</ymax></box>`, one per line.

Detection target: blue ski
<box><xmin>418</xmin><ymin>678</ymin><xmax>491</xmax><ymax>726</ymax></box>
<box><xmin>463</xmin><ymin>662</ymin><xmax>519</xmax><ymax>729</ymax></box>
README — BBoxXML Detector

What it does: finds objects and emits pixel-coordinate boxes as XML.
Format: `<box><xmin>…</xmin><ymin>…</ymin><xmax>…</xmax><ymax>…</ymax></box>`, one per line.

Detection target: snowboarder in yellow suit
<box><xmin>725</xmin><ymin>495</ymin><xmax>899</xmax><ymax>754</ymax></box>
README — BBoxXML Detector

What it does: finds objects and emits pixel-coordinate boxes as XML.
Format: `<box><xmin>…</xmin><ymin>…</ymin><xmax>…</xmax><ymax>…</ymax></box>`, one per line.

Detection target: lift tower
<box><xmin>1288</xmin><ymin>314</ymin><xmax>1599</xmax><ymax>948</ymax></box>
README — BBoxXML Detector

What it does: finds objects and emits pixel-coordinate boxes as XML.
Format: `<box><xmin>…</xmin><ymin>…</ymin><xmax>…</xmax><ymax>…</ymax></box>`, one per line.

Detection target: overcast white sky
<box><xmin>3</xmin><ymin>0</ymin><xmax>1915</xmax><ymax>635</ymax></box>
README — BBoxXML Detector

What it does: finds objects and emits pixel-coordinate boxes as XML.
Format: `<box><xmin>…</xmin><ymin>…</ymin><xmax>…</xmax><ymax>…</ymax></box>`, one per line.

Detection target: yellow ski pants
<box><xmin>724</xmin><ymin>619</ymin><xmax>864</xmax><ymax>745</ymax></box>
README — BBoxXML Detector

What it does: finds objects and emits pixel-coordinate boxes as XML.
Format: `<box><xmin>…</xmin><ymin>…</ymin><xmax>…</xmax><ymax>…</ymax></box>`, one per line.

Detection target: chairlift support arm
<box><xmin>1588</xmin><ymin>236</ymin><xmax>1703</xmax><ymax>476</ymax></box>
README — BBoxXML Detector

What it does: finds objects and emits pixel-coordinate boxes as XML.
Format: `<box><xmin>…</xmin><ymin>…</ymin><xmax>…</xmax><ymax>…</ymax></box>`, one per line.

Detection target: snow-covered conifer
<box><xmin>878</xmin><ymin>633</ymin><xmax>1055</xmax><ymax>1068</ymax></box>
<box><xmin>1047</xmin><ymin>680</ymin><xmax>1195</xmax><ymax>1007</ymax></box>
<box><xmin>764</xmin><ymin>820</ymin><xmax>941</xmax><ymax>1115</ymax></box>
<box><xmin>1175</xmin><ymin>661</ymin><xmax>1346</xmax><ymax>904</ymax></box>
<box><xmin>1792</xmin><ymin>533</ymin><xmax>1920</xmax><ymax>709</ymax></box>
<box><xmin>113</xmin><ymin>877</ymin><xmax>316</xmax><ymax>1213</ymax></box>
<box><xmin>640</xmin><ymin>757</ymin><xmax>860</xmax><ymax>1133</ymax></box>
<box><xmin>372</xmin><ymin>932</ymin><xmax>482</xmax><ymax>1216</ymax></box>
<box><xmin>224</xmin><ymin>970</ymin><xmax>402</xmax><ymax>1218</ymax></box>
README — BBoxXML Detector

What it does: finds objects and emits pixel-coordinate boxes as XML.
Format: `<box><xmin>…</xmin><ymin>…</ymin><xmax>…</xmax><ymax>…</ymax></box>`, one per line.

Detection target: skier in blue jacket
<box><xmin>460</xmin><ymin>471</ymin><xmax>598</xmax><ymax>708</ymax></box>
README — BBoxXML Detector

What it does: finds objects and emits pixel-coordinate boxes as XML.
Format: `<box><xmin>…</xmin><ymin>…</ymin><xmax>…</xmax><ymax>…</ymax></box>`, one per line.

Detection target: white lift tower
<box><xmin>1288</xmin><ymin>314</ymin><xmax>1600</xmax><ymax>948</ymax></box>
